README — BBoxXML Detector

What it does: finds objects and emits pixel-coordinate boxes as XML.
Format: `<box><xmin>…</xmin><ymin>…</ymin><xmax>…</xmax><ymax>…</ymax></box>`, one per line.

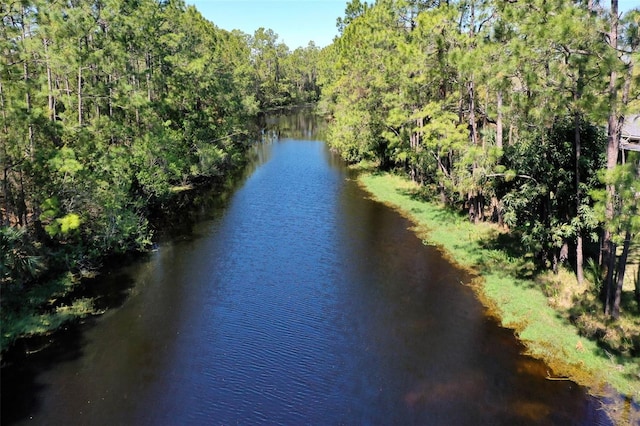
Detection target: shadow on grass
<box><xmin>396</xmin><ymin>186</ymin><xmax>468</xmax><ymax>223</ymax></box>
<box><xmin>394</xmin><ymin>183</ymin><xmax>540</xmax><ymax>285</ymax></box>
<box><xmin>568</xmin><ymin>295</ymin><xmax>640</xmax><ymax>359</ymax></box>
<box><xmin>475</xmin><ymin>231</ymin><xmax>540</xmax><ymax>283</ymax></box>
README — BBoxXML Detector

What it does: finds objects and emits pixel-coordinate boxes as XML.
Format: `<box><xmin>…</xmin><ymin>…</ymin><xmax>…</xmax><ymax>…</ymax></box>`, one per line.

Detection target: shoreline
<box><xmin>356</xmin><ymin>171</ymin><xmax>639</xmax><ymax>421</ymax></box>
<box><xmin>0</xmin><ymin>106</ymin><xmax>315</xmax><ymax>358</ymax></box>
<box><xmin>0</xmin><ymin>161</ymin><xmax>251</xmax><ymax>358</ymax></box>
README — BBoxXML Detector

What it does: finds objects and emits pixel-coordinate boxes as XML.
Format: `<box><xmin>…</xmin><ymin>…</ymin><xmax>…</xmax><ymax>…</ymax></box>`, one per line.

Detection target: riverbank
<box><xmin>0</xmin><ymin>107</ymin><xmax>318</xmax><ymax>358</ymax></box>
<box><xmin>0</xmin><ymin>163</ymin><xmax>251</xmax><ymax>357</ymax></box>
<box><xmin>357</xmin><ymin>172</ymin><xmax>639</xmax><ymax>412</ymax></box>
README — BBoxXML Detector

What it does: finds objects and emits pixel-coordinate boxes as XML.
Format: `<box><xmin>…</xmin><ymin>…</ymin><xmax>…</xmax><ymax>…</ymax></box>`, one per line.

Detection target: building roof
<box><xmin>622</xmin><ymin>114</ymin><xmax>640</xmax><ymax>139</ymax></box>
<box><xmin>621</xmin><ymin>114</ymin><xmax>640</xmax><ymax>152</ymax></box>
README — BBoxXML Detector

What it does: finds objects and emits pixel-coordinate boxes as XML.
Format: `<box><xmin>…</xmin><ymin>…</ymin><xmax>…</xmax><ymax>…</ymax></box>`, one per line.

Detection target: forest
<box><xmin>319</xmin><ymin>0</ymin><xmax>640</xmax><ymax>358</ymax></box>
<box><xmin>1</xmin><ymin>0</ymin><xmax>320</xmax><ymax>348</ymax></box>
<box><xmin>1</xmin><ymin>0</ymin><xmax>639</xmax><ymax>383</ymax></box>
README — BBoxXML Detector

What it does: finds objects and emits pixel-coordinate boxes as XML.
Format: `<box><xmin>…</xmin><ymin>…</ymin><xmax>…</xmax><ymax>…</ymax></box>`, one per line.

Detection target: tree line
<box><xmin>1</xmin><ymin>0</ymin><xmax>320</xmax><ymax>289</ymax></box>
<box><xmin>318</xmin><ymin>0</ymin><xmax>639</xmax><ymax>324</ymax></box>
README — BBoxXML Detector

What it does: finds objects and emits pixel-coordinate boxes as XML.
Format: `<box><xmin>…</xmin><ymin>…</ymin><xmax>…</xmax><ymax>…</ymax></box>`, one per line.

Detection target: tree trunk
<box><xmin>108</xmin><ymin>75</ymin><xmax>113</xmax><ymax>119</ymax></box>
<box><xmin>468</xmin><ymin>79</ymin><xmax>479</xmax><ymax>146</ymax></box>
<box><xmin>0</xmin><ymin>80</ymin><xmax>7</xmax><ymax>136</ymax></box>
<box><xmin>496</xmin><ymin>90</ymin><xmax>503</xmax><ymax>149</ymax></box>
<box><xmin>18</xmin><ymin>7</ymin><xmax>33</xmax><ymax>228</ymax></box>
<box><xmin>43</xmin><ymin>39</ymin><xmax>55</xmax><ymax>121</ymax></box>
<box><xmin>1</xmin><ymin>166</ymin><xmax>7</xmax><ymax>227</ymax></box>
<box><xmin>1</xmin><ymin>79</ymin><xmax>7</xmax><ymax>226</ymax></box>
<box><xmin>25</xmin><ymin>59</ymin><xmax>33</xmax><ymax>154</ymax></box>
<box><xmin>18</xmin><ymin>170</ymin><xmax>27</xmax><ymax>227</ymax></box>
<box><xmin>21</xmin><ymin>6</ymin><xmax>34</xmax><ymax>159</ymax></box>
<box><xmin>415</xmin><ymin>116</ymin><xmax>424</xmax><ymax>182</ymax></box>
<box><xmin>635</xmin><ymin>265</ymin><xmax>640</xmax><ymax>309</ymax></box>
<box><xmin>468</xmin><ymin>193</ymin><xmax>476</xmax><ymax>223</ymax></box>
<box><xmin>409</xmin><ymin>131</ymin><xmax>417</xmax><ymax>182</ymax></box>
<box><xmin>575</xmin><ymin>110</ymin><xmax>584</xmax><ymax>284</ymax></box>
<box><xmin>508</xmin><ymin>124</ymin><xmax>514</xmax><ymax>146</ymax></box>
<box><xmin>490</xmin><ymin>196</ymin><xmax>503</xmax><ymax>225</ymax></box>
<box><xmin>576</xmin><ymin>234</ymin><xmax>585</xmax><ymax>283</ymax></box>
<box><xmin>468</xmin><ymin>193</ymin><xmax>483</xmax><ymax>224</ymax></box>
<box><xmin>146</xmin><ymin>52</ymin><xmax>152</xmax><ymax>102</ymax></box>
<box><xmin>612</xmin><ymin>230</ymin><xmax>632</xmax><ymax>319</ymax></box>
<box><xmin>78</xmin><ymin>66</ymin><xmax>83</xmax><ymax>126</ymax></box>
<box><xmin>604</xmin><ymin>240</ymin><xmax>617</xmax><ymax>316</ymax></box>
<box><xmin>602</xmin><ymin>0</ymin><xmax>619</xmax><ymax>314</ymax></box>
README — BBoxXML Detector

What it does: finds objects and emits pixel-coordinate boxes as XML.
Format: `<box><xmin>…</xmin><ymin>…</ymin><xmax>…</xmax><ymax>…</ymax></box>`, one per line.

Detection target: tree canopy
<box><xmin>1</xmin><ymin>0</ymin><xmax>321</xmax><ymax>284</ymax></box>
<box><xmin>318</xmin><ymin>0</ymin><xmax>640</xmax><ymax>326</ymax></box>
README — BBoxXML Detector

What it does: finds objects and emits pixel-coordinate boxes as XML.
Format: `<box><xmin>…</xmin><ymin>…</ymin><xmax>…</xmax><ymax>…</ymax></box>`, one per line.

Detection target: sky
<box><xmin>186</xmin><ymin>0</ymin><xmax>640</xmax><ymax>50</ymax></box>
<box><xmin>185</xmin><ymin>1</ymin><xmax>347</xmax><ymax>49</ymax></box>
<box><xmin>614</xmin><ymin>0</ymin><xmax>639</xmax><ymax>15</ymax></box>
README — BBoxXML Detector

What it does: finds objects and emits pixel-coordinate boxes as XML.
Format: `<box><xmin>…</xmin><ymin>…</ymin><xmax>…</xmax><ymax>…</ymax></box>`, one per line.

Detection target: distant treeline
<box><xmin>318</xmin><ymin>0</ymin><xmax>639</xmax><ymax>322</ymax></box>
<box><xmin>1</xmin><ymin>0</ymin><xmax>320</xmax><ymax>286</ymax></box>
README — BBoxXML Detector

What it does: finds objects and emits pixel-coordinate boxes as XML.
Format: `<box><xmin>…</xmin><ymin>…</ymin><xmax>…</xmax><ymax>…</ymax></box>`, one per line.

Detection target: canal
<box><xmin>1</xmin><ymin>112</ymin><xmax>610</xmax><ymax>425</ymax></box>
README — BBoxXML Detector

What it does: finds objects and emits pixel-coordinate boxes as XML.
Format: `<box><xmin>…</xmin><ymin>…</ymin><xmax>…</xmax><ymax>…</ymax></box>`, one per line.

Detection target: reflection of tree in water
<box><xmin>259</xmin><ymin>107</ymin><xmax>327</xmax><ymax>142</ymax></box>
<box><xmin>152</xmin><ymin>110</ymin><xmax>325</xmax><ymax>241</ymax></box>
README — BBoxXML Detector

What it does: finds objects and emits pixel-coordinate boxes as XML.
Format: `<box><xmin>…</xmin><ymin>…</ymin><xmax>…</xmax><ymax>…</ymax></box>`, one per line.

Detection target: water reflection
<box><xmin>259</xmin><ymin>107</ymin><xmax>326</xmax><ymax>142</ymax></box>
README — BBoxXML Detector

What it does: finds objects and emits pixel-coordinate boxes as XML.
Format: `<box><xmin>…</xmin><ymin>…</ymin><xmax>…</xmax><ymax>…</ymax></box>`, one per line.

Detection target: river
<box><xmin>1</xmin><ymin>111</ymin><xmax>612</xmax><ymax>425</ymax></box>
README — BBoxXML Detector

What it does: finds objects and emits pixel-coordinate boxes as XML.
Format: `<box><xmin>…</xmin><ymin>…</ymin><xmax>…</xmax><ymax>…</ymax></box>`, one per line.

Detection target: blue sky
<box><xmin>186</xmin><ymin>0</ymin><xmax>639</xmax><ymax>50</ymax></box>
<box><xmin>185</xmin><ymin>1</ymin><xmax>347</xmax><ymax>49</ymax></box>
<box><xmin>615</xmin><ymin>0</ymin><xmax>639</xmax><ymax>15</ymax></box>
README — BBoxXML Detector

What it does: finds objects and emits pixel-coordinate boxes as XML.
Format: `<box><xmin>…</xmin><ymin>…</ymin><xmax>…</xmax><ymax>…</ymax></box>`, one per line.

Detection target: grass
<box><xmin>357</xmin><ymin>171</ymin><xmax>640</xmax><ymax>408</ymax></box>
<box><xmin>1</xmin><ymin>272</ymin><xmax>98</xmax><ymax>354</ymax></box>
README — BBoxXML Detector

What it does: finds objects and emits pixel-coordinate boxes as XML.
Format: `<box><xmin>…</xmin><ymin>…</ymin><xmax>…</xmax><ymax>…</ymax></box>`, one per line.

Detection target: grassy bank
<box><xmin>1</xmin><ymin>273</ymin><xmax>97</xmax><ymax>354</ymax></box>
<box><xmin>357</xmin><ymin>171</ymin><xmax>640</xmax><ymax>406</ymax></box>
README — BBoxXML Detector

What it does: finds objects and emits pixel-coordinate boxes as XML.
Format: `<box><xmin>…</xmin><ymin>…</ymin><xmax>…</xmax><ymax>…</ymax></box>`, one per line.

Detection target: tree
<box><xmin>320</xmin><ymin>0</ymin><xmax>636</xmax><ymax>303</ymax></box>
<box><xmin>336</xmin><ymin>0</ymin><xmax>369</xmax><ymax>34</ymax></box>
<box><xmin>1</xmin><ymin>0</ymin><xmax>273</xmax><ymax>276</ymax></box>
<box><xmin>601</xmin><ymin>4</ymin><xmax>640</xmax><ymax>317</ymax></box>
<box><xmin>593</xmin><ymin>153</ymin><xmax>640</xmax><ymax>319</ymax></box>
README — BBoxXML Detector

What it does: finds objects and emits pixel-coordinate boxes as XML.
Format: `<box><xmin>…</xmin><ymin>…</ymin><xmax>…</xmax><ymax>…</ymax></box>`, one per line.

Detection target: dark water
<box><xmin>2</xmin><ymin>112</ymin><xmax>613</xmax><ymax>425</ymax></box>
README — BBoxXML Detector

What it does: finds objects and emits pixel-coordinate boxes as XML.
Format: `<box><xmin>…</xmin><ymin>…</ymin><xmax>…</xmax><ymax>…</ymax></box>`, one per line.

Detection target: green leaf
<box><xmin>57</xmin><ymin>214</ymin><xmax>81</xmax><ymax>234</ymax></box>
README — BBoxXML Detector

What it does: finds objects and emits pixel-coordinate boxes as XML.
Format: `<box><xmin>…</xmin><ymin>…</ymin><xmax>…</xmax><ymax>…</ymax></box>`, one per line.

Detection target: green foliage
<box><xmin>1</xmin><ymin>0</ymin><xmax>301</xmax><ymax>261</ymax></box>
<box><xmin>591</xmin><ymin>153</ymin><xmax>640</xmax><ymax>245</ymax></box>
<box><xmin>0</xmin><ymin>226</ymin><xmax>45</xmax><ymax>287</ymax></box>
<box><xmin>319</xmin><ymin>0</ymin><xmax>639</xmax><ymax>343</ymax></box>
<box><xmin>0</xmin><ymin>272</ymin><xmax>91</xmax><ymax>351</ymax></box>
<box><xmin>497</xmin><ymin>120</ymin><xmax>606</xmax><ymax>262</ymax></box>
<box><xmin>1</xmin><ymin>0</ymin><xmax>323</xmax><ymax>348</ymax></box>
<box><xmin>47</xmin><ymin>213</ymin><xmax>82</xmax><ymax>237</ymax></box>
<box><xmin>586</xmin><ymin>258</ymin><xmax>604</xmax><ymax>295</ymax></box>
<box><xmin>48</xmin><ymin>147</ymin><xmax>83</xmax><ymax>177</ymax></box>
<box><xmin>194</xmin><ymin>143</ymin><xmax>228</xmax><ymax>177</ymax></box>
<box><xmin>248</xmin><ymin>29</ymin><xmax>321</xmax><ymax>109</ymax></box>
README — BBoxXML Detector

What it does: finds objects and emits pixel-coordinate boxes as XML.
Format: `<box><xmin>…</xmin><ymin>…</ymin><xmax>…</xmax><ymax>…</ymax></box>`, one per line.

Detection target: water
<box><xmin>1</xmin><ymin>112</ymin><xmax>614</xmax><ymax>425</ymax></box>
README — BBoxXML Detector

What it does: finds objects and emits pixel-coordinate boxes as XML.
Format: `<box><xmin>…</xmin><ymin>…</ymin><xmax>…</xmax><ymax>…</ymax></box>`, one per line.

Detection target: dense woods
<box><xmin>0</xmin><ymin>0</ymin><xmax>319</xmax><ymax>348</ymax></box>
<box><xmin>318</xmin><ymin>0</ymin><xmax>639</xmax><ymax>354</ymax></box>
